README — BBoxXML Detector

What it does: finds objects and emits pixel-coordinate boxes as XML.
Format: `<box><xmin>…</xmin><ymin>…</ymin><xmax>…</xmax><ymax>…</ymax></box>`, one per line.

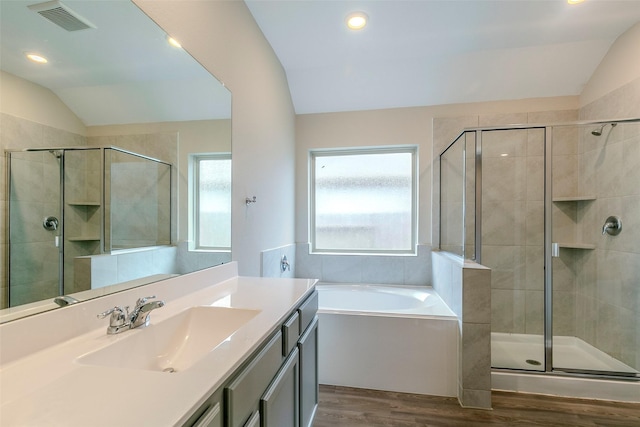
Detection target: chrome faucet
<box><xmin>97</xmin><ymin>305</ymin><xmax>130</xmax><ymax>335</ymax></box>
<box><xmin>129</xmin><ymin>296</ymin><xmax>165</xmax><ymax>329</ymax></box>
<box><xmin>98</xmin><ymin>296</ymin><xmax>165</xmax><ymax>334</ymax></box>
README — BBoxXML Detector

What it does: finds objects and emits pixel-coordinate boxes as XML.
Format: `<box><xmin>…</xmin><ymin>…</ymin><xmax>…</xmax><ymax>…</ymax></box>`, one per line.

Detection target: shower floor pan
<box><xmin>492</xmin><ymin>332</ymin><xmax>638</xmax><ymax>374</ymax></box>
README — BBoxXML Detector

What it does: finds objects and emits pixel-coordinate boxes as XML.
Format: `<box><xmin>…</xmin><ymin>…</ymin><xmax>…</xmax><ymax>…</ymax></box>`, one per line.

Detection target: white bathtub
<box><xmin>317</xmin><ymin>283</ymin><xmax>459</xmax><ymax>397</ymax></box>
<box><xmin>318</xmin><ymin>283</ymin><xmax>456</xmax><ymax>317</ymax></box>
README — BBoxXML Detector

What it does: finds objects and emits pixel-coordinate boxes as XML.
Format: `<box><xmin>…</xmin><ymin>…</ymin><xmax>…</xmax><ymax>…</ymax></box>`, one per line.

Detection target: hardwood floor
<box><xmin>313</xmin><ymin>385</ymin><xmax>640</xmax><ymax>427</ymax></box>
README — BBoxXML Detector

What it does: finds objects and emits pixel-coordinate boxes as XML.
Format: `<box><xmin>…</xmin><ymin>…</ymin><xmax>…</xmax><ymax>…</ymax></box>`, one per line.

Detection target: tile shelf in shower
<box><xmin>556</xmin><ymin>243</ymin><xmax>596</xmax><ymax>250</ymax></box>
<box><xmin>67</xmin><ymin>236</ymin><xmax>101</xmax><ymax>242</ymax></box>
<box><xmin>67</xmin><ymin>201</ymin><xmax>101</xmax><ymax>206</ymax></box>
<box><xmin>552</xmin><ymin>195</ymin><xmax>596</xmax><ymax>202</ymax></box>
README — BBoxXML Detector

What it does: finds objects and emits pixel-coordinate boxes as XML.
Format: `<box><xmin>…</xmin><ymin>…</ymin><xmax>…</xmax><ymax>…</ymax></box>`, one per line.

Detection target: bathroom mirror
<box><xmin>0</xmin><ymin>0</ymin><xmax>232</xmax><ymax>322</ymax></box>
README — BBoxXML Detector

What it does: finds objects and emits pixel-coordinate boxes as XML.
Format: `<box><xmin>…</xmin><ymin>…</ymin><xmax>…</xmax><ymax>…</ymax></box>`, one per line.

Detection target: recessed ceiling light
<box><xmin>567</xmin><ymin>0</ymin><xmax>585</xmax><ymax>4</ymax></box>
<box><xmin>167</xmin><ymin>36</ymin><xmax>182</xmax><ymax>48</ymax></box>
<box><xmin>346</xmin><ymin>12</ymin><xmax>368</xmax><ymax>30</ymax></box>
<box><xmin>26</xmin><ymin>53</ymin><xmax>48</xmax><ymax>64</ymax></box>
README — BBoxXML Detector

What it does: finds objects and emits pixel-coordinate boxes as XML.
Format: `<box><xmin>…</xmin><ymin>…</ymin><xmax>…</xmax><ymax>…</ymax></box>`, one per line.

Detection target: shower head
<box><xmin>591</xmin><ymin>122</ymin><xmax>617</xmax><ymax>136</ymax></box>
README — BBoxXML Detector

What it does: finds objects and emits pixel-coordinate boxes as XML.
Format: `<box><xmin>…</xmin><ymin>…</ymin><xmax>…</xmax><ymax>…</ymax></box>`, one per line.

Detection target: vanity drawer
<box><xmin>298</xmin><ymin>291</ymin><xmax>318</xmax><ymax>333</ymax></box>
<box><xmin>282</xmin><ymin>311</ymin><xmax>300</xmax><ymax>356</ymax></box>
<box><xmin>225</xmin><ymin>331</ymin><xmax>284</xmax><ymax>427</ymax></box>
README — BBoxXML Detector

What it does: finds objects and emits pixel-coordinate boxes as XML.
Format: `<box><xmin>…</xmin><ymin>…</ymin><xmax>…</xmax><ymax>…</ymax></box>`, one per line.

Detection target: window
<box><xmin>192</xmin><ymin>153</ymin><xmax>231</xmax><ymax>250</ymax></box>
<box><xmin>310</xmin><ymin>147</ymin><xmax>417</xmax><ymax>254</ymax></box>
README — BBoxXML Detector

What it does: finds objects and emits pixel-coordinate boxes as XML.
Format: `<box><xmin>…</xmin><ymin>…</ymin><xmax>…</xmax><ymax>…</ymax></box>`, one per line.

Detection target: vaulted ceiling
<box><xmin>245</xmin><ymin>0</ymin><xmax>640</xmax><ymax>114</ymax></box>
<box><xmin>0</xmin><ymin>0</ymin><xmax>230</xmax><ymax>126</ymax></box>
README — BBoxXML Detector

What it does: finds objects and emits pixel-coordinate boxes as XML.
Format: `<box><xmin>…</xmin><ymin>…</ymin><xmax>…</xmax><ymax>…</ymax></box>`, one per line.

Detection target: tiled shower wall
<box><xmin>88</xmin><ymin>133</ymin><xmax>178</xmax><ymax>249</ymax></box>
<box><xmin>109</xmin><ymin>158</ymin><xmax>171</xmax><ymax>249</ymax></box>
<box><xmin>0</xmin><ymin>113</ymin><xmax>86</xmax><ymax>308</ymax></box>
<box><xmin>433</xmin><ymin>109</ymin><xmax>580</xmax><ymax>337</ymax></box>
<box><xmin>576</xmin><ymin>77</ymin><xmax>640</xmax><ymax>369</ymax></box>
<box><xmin>63</xmin><ymin>149</ymin><xmax>102</xmax><ymax>295</ymax></box>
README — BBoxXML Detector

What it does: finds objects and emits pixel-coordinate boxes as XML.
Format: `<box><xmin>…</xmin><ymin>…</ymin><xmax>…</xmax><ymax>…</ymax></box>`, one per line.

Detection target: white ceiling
<box><xmin>245</xmin><ymin>0</ymin><xmax>640</xmax><ymax>115</ymax></box>
<box><xmin>0</xmin><ymin>0</ymin><xmax>231</xmax><ymax>126</ymax></box>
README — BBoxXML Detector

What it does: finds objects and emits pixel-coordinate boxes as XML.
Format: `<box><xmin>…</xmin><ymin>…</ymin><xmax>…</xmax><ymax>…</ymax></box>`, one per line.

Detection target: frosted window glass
<box><xmin>312</xmin><ymin>150</ymin><xmax>415</xmax><ymax>252</ymax></box>
<box><xmin>197</xmin><ymin>156</ymin><xmax>231</xmax><ymax>249</ymax></box>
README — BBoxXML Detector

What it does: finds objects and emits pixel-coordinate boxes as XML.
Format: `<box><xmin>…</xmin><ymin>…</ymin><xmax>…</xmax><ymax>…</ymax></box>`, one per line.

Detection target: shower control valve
<box><xmin>602</xmin><ymin>216</ymin><xmax>622</xmax><ymax>236</ymax></box>
<box><xmin>43</xmin><ymin>216</ymin><xmax>59</xmax><ymax>231</ymax></box>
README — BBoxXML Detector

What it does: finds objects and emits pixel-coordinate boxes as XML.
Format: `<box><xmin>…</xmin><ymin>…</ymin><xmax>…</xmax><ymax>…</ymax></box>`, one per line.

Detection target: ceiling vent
<box><xmin>28</xmin><ymin>0</ymin><xmax>96</xmax><ymax>32</ymax></box>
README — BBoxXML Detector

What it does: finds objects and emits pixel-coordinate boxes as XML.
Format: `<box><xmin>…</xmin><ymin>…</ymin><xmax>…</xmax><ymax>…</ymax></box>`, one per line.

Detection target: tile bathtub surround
<box><xmin>175</xmin><ymin>241</ymin><xmax>231</xmax><ymax>274</ymax></box>
<box><xmin>74</xmin><ymin>246</ymin><xmax>179</xmax><ymax>290</ymax></box>
<box><xmin>260</xmin><ymin>243</ymin><xmax>296</xmax><ymax>278</ymax></box>
<box><xmin>294</xmin><ymin>243</ymin><xmax>432</xmax><ymax>286</ymax></box>
<box><xmin>432</xmin><ymin>251</ymin><xmax>492</xmax><ymax>409</ymax></box>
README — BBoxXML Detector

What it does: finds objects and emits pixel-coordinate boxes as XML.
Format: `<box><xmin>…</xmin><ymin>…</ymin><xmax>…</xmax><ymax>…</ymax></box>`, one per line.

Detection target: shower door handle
<box><xmin>43</xmin><ymin>216</ymin><xmax>59</xmax><ymax>231</ymax></box>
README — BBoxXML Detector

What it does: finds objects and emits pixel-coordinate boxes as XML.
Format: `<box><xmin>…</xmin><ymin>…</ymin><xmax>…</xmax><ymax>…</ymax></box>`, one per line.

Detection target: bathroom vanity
<box><xmin>0</xmin><ymin>263</ymin><xmax>318</xmax><ymax>427</ymax></box>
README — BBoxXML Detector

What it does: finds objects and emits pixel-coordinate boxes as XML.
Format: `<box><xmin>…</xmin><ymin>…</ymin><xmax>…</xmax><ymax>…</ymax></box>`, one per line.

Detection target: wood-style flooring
<box><xmin>313</xmin><ymin>385</ymin><xmax>640</xmax><ymax>427</ymax></box>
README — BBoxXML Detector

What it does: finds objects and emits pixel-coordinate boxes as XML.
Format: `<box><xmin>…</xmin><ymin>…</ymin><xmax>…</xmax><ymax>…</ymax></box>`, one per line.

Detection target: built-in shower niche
<box><xmin>63</xmin><ymin>148</ymin><xmax>103</xmax><ymax>294</ymax></box>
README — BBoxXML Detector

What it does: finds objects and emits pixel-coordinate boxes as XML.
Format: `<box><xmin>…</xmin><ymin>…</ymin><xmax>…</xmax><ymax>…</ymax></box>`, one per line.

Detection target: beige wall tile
<box><xmin>528</xmin><ymin>109</ymin><xmax>578</xmax><ymax>124</ymax></box>
<box><xmin>524</xmin><ymin>289</ymin><xmax>544</xmax><ymax>334</ymax></box>
<box><xmin>463</xmin><ymin>268</ymin><xmax>491</xmax><ymax>324</ymax></box>
<box><xmin>479</xmin><ymin>112</ymin><xmax>527</xmax><ymax>127</ymax></box>
<box><xmin>461</xmin><ymin>322</ymin><xmax>491</xmax><ymax>390</ymax></box>
<box><xmin>491</xmin><ymin>289</ymin><xmax>525</xmax><ymax>333</ymax></box>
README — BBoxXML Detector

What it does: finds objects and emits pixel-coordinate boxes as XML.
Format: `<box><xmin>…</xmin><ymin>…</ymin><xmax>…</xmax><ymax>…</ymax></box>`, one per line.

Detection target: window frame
<box><xmin>191</xmin><ymin>152</ymin><xmax>232</xmax><ymax>252</ymax></box>
<box><xmin>309</xmin><ymin>146</ymin><xmax>418</xmax><ymax>255</ymax></box>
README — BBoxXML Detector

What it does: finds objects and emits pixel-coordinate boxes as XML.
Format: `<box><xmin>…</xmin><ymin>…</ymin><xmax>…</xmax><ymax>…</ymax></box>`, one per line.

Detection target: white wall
<box><xmin>135</xmin><ymin>0</ymin><xmax>296</xmax><ymax>276</ymax></box>
<box><xmin>0</xmin><ymin>71</ymin><xmax>86</xmax><ymax>135</ymax></box>
<box><xmin>580</xmin><ymin>22</ymin><xmax>640</xmax><ymax>108</ymax></box>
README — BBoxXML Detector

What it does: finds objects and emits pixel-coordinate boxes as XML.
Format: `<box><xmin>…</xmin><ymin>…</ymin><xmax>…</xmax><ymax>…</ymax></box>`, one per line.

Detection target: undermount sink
<box><xmin>77</xmin><ymin>306</ymin><xmax>261</xmax><ymax>373</ymax></box>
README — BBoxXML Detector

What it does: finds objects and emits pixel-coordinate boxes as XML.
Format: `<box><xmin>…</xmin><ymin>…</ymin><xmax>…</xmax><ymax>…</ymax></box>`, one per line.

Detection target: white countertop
<box><xmin>0</xmin><ymin>263</ymin><xmax>316</xmax><ymax>426</ymax></box>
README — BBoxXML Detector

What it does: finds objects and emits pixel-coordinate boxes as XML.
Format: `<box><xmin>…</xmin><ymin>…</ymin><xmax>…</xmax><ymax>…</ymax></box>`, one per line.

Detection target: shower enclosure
<box><xmin>7</xmin><ymin>147</ymin><xmax>171</xmax><ymax>307</ymax></box>
<box><xmin>439</xmin><ymin>119</ymin><xmax>639</xmax><ymax>379</ymax></box>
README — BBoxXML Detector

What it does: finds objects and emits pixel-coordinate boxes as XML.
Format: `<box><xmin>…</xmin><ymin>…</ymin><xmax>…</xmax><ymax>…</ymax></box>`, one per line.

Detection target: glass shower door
<box><xmin>8</xmin><ymin>150</ymin><xmax>62</xmax><ymax>306</ymax></box>
<box><xmin>483</xmin><ymin>128</ymin><xmax>546</xmax><ymax>371</ymax></box>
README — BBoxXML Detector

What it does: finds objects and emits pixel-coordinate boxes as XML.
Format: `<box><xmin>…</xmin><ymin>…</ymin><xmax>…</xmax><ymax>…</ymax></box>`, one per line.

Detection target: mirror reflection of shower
<box><xmin>7</xmin><ymin>147</ymin><xmax>172</xmax><ymax>307</ymax></box>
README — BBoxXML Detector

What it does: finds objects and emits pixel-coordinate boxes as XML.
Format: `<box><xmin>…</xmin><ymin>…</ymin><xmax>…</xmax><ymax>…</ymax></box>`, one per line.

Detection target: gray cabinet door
<box><xmin>261</xmin><ymin>348</ymin><xmax>299</xmax><ymax>427</ymax></box>
<box><xmin>225</xmin><ymin>332</ymin><xmax>284</xmax><ymax>427</ymax></box>
<box><xmin>244</xmin><ymin>411</ymin><xmax>260</xmax><ymax>427</ymax></box>
<box><xmin>191</xmin><ymin>403</ymin><xmax>222</xmax><ymax>427</ymax></box>
<box><xmin>298</xmin><ymin>316</ymin><xmax>318</xmax><ymax>427</ymax></box>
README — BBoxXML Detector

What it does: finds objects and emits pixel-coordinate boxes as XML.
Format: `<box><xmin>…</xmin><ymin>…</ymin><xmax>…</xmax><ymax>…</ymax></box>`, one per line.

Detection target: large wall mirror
<box><xmin>0</xmin><ymin>0</ymin><xmax>232</xmax><ymax>322</ymax></box>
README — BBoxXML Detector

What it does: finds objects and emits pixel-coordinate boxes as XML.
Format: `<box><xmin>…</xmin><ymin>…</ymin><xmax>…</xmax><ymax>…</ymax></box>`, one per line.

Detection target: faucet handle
<box><xmin>97</xmin><ymin>306</ymin><xmax>128</xmax><ymax>319</ymax></box>
<box><xmin>97</xmin><ymin>306</ymin><xmax>130</xmax><ymax>334</ymax></box>
<box><xmin>135</xmin><ymin>295</ymin><xmax>156</xmax><ymax>308</ymax></box>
